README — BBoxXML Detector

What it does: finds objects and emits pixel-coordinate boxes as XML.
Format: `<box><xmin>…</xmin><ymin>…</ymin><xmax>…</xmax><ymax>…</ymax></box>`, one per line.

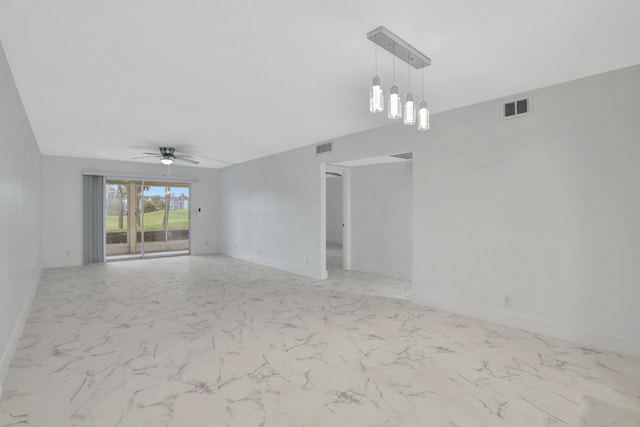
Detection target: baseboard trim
<box><xmin>0</xmin><ymin>269</ymin><xmax>40</xmax><ymax>395</ymax></box>
<box><xmin>413</xmin><ymin>293</ymin><xmax>640</xmax><ymax>359</ymax></box>
<box><xmin>351</xmin><ymin>262</ymin><xmax>411</xmax><ymax>280</ymax></box>
<box><xmin>222</xmin><ymin>250</ymin><xmax>323</xmax><ymax>280</ymax></box>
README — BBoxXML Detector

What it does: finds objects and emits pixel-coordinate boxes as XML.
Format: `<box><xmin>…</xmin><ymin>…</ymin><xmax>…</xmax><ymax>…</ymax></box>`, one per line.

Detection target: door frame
<box><xmin>104</xmin><ymin>178</ymin><xmax>192</xmax><ymax>260</ymax></box>
<box><xmin>324</xmin><ymin>164</ymin><xmax>351</xmax><ymax>275</ymax></box>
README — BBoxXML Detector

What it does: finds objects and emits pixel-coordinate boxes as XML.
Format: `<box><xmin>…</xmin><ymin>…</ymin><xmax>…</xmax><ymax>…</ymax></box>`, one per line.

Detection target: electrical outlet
<box><xmin>503</xmin><ymin>295</ymin><xmax>512</xmax><ymax>307</ymax></box>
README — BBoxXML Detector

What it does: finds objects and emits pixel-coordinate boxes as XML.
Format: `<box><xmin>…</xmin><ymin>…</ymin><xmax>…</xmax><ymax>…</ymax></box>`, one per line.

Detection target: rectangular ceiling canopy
<box><xmin>367</xmin><ymin>26</ymin><xmax>431</xmax><ymax>70</ymax></box>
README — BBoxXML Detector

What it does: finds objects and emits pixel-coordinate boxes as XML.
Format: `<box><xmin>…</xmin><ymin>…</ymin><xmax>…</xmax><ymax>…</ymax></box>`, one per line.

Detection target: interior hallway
<box><xmin>1</xmin><ymin>255</ymin><xmax>639</xmax><ymax>426</ymax></box>
<box><xmin>324</xmin><ymin>243</ymin><xmax>411</xmax><ymax>300</ymax></box>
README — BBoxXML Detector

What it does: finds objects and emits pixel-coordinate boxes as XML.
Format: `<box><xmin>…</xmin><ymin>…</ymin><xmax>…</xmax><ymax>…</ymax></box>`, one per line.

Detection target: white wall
<box><xmin>218</xmin><ymin>123</ymin><xmax>417</xmax><ymax>279</ymax></box>
<box><xmin>413</xmin><ymin>64</ymin><xmax>640</xmax><ymax>358</ymax></box>
<box><xmin>350</xmin><ymin>161</ymin><xmax>412</xmax><ymax>279</ymax></box>
<box><xmin>218</xmin><ymin>148</ymin><xmax>325</xmax><ymax>277</ymax></box>
<box><xmin>325</xmin><ymin>176</ymin><xmax>343</xmax><ymax>245</ymax></box>
<box><xmin>218</xmin><ymin>64</ymin><xmax>640</xmax><ymax>358</ymax></box>
<box><xmin>0</xmin><ymin>42</ymin><xmax>41</xmax><ymax>389</ymax></box>
<box><xmin>41</xmin><ymin>156</ymin><xmax>219</xmax><ymax>268</ymax></box>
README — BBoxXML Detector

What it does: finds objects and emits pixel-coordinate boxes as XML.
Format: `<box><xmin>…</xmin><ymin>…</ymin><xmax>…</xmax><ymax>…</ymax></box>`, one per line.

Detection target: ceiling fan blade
<box><xmin>173</xmin><ymin>151</ymin><xmax>194</xmax><ymax>158</ymax></box>
<box><xmin>131</xmin><ymin>155</ymin><xmax>160</xmax><ymax>159</ymax></box>
<box><xmin>187</xmin><ymin>152</ymin><xmax>236</xmax><ymax>165</ymax></box>
<box><xmin>175</xmin><ymin>157</ymin><xmax>199</xmax><ymax>165</ymax></box>
<box><xmin>143</xmin><ymin>152</ymin><xmax>160</xmax><ymax>156</ymax></box>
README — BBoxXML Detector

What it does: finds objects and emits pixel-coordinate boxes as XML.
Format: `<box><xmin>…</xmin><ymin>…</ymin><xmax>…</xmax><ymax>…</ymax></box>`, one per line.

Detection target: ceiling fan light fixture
<box><xmin>131</xmin><ymin>146</ymin><xmax>204</xmax><ymax>165</ymax></box>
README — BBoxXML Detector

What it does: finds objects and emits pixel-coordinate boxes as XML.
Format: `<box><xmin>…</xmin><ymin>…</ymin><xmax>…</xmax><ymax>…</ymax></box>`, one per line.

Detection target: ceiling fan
<box><xmin>132</xmin><ymin>147</ymin><xmax>199</xmax><ymax>165</ymax></box>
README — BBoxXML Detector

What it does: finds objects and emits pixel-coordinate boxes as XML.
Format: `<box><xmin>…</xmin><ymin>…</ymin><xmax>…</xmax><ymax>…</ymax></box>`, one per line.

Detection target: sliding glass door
<box><xmin>105</xmin><ymin>179</ymin><xmax>190</xmax><ymax>259</ymax></box>
<box><xmin>140</xmin><ymin>182</ymin><xmax>190</xmax><ymax>255</ymax></box>
<box><xmin>105</xmin><ymin>180</ymin><xmax>142</xmax><ymax>257</ymax></box>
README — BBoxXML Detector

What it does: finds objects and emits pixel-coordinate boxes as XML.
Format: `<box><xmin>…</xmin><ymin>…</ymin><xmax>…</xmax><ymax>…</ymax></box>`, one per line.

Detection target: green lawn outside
<box><xmin>106</xmin><ymin>209</ymin><xmax>189</xmax><ymax>231</ymax></box>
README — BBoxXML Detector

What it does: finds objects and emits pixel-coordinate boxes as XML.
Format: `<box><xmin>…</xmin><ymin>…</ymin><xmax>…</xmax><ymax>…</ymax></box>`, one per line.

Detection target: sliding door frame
<box><xmin>102</xmin><ymin>179</ymin><xmax>106</xmax><ymax>262</ymax></box>
<box><xmin>138</xmin><ymin>180</ymin><xmax>192</xmax><ymax>258</ymax></box>
<box><xmin>100</xmin><ymin>174</ymin><xmax>194</xmax><ymax>260</ymax></box>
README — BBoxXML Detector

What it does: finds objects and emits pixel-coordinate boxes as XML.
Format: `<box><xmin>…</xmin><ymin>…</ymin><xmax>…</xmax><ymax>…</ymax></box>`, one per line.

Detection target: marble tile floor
<box><xmin>1</xmin><ymin>254</ymin><xmax>639</xmax><ymax>427</ymax></box>
<box><xmin>323</xmin><ymin>243</ymin><xmax>411</xmax><ymax>300</ymax></box>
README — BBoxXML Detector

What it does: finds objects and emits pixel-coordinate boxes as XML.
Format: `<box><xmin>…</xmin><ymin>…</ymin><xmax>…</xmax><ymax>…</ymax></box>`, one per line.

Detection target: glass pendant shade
<box><xmin>403</xmin><ymin>93</ymin><xmax>416</xmax><ymax>125</ymax></box>
<box><xmin>369</xmin><ymin>76</ymin><xmax>384</xmax><ymax>113</ymax></box>
<box><xmin>418</xmin><ymin>100</ymin><xmax>430</xmax><ymax>131</ymax></box>
<box><xmin>388</xmin><ymin>85</ymin><xmax>402</xmax><ymax>119</ymax></box>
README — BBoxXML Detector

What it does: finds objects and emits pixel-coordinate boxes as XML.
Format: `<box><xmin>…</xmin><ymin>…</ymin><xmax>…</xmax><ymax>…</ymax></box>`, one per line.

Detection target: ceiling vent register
<box><xmin>316</xmin><ymin>142</ymin><xmax>333</xmax><ymax>155</ymax></box>
<box><xmin>503</xmin><ymin>97</ymin><xmax>532</xmax><ymax>118</ymax></box>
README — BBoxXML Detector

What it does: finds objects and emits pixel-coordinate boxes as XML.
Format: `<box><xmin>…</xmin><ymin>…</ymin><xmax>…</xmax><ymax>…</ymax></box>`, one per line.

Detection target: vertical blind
<box><xmin>83</xmin><ymin>175</ymin><xmax>104</xmax><ymax>264</ymax></box>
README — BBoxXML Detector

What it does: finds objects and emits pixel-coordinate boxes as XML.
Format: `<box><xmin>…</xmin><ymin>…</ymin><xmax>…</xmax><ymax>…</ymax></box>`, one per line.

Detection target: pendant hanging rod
<box><xmin>392</xmin><ymin>43</ymin><xmax>395</xmax><ymax>83</ymax></box>
<box><xmin>407</xmin><ymin>51</ymin><xmax>411</xmax><ymax>91</ymax></box>
<box><xmin>374</xmin><ymin>43</ymin><xmax>378</xmax><ymax>75</ymax></box>
<box><xmin>367</xmin><ymin>26</ymin><xmax>431</xmax><ymax>70</ymax></box>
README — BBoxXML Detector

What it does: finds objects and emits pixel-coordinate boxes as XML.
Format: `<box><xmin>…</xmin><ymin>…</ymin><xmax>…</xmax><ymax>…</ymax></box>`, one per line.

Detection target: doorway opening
<box><xmin>322</xmin><ymin>153</ymin><xmax>413</xmax><ymax>299</ymax></box>
<box><xmin>325</xmin><ymin>167</ymin><xmax>346</xmax><ymax>273</ymax></box>
<box><xmin>105</xmin><ymin>179</ymin><xmax>190</xmax><ymax>260</ymax></box>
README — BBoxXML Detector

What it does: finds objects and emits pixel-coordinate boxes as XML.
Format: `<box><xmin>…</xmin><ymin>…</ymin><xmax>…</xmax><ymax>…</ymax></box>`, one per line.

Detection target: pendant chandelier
<box><xmin>367</xmin><ymin>26</ymin><xmax>431</xmax><ymax>131</ymax></box>
<box><xmin>369</xmin><ymin>44</ymin><xmax>383</xmax><ymax>113</ymax></box>
<box><xmin>388</xmin><ymin>43</ymin><xmax>401</xmax><ymax>120</ymax></box>
<box><xmin>418</xmin><ymin>67</ymin><xmax>430</xmax><ymax>130</ymax></box>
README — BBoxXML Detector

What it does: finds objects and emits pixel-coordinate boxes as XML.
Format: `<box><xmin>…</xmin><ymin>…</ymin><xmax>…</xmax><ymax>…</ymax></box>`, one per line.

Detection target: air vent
<box><xmin>503</xmin><ymin>97</ymin><xmax>532</xmax><ymax>119</ymax></box>
<box><xmin>316</xmin><ymin>142</ymin><xmax>333</xmax><ymax>155</ymax></box>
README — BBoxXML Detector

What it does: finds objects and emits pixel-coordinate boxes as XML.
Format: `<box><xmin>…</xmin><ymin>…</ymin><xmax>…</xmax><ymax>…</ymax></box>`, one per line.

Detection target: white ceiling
<box><xmin>1</xmin><ymin>1</ymin><xmax>639</xmax><ymax>169</ymax></box>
